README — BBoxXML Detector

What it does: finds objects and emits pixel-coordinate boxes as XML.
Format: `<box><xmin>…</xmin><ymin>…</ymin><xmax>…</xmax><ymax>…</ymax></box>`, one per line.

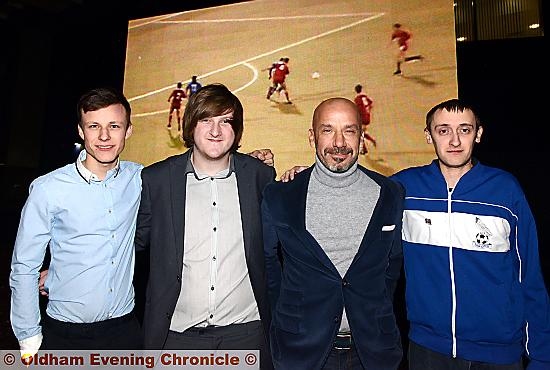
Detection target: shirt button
<box><xmin>211</xmin><ymin>286</ymin><xmax>215</xmax><ymax>291</ymax></box>
<box><xmin>209</xmin><ymin>314</ymin><xmax>213</xmax><ymax>319</ymax></box>
<box><xmin>213</xmin><ymin>227</ymin><xmax>217</xmax><ymax>232</ymax></box>
<box><xmin>213</xmin><ymin>202</ymin><xmax>216</xmax><ymax>206</ymax></box>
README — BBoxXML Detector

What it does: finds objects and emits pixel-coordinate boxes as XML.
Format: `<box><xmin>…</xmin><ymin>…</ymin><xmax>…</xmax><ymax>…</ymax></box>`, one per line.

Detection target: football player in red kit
<box><xmin>167</xmin><ymin>82</ymin><xmax>187</xmax><ymax>131</ymax></box>
<box><xmin>266</xmin><ymin>57</ymin><xmax>292</xmax><ymax>104</ymax></box>
<box><xmin>391</xmin><ymin>23</ymin><xmax>423</xmax><ymax>75</ymax></box>
<box><xmin>354</xmin><ymin>84</ymin><xmax>377</xmax><ymax>154</ymax></box>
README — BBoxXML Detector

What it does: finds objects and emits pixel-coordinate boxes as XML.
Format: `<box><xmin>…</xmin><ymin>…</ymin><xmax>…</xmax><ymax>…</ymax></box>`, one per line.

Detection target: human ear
<box><xmin>125</xmin><ymin>124</ymin><xmax>134</xmax><ymax>139</ymax></box>
<box><xmin>475</xmin><ymin>126</ymin><xmax>483</xmax><ymax>143</ymax></box>
<box><xmin>308</xmin><ymin>129</ymin><xmax>315</xmax><ymax>148</ymax></box>
<box><xmin>425</xmin><ymin>129</ymin><xmax>432</xmax><ymax>144</ymax></box>
<box><xmin>78</xmin><ymin>124</ymin><xmax>85</xmax><ymax>141</ymax></box>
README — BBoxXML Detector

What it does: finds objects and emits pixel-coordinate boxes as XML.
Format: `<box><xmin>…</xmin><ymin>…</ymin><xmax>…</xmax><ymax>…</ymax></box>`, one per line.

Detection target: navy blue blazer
<box><xmin>135</xmin><ymin>150</ymin><xmax>275</xmax><ymax>369</ymax></box>
<box><xmin>262</xmin><ymin>165</ymin><xmax>404</xmax><ymax>370</ymax></box>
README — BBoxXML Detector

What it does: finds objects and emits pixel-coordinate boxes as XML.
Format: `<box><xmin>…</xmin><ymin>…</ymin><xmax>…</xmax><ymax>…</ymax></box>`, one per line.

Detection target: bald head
<box><xmin>312</xmin><ymin>97</ymin><xmax>361</xmax><ymax>130</ymax></box>
<box><xmin>309</xmin><ymin>97</ymin><xmax>362</xmax><ymax>173</ymax></box>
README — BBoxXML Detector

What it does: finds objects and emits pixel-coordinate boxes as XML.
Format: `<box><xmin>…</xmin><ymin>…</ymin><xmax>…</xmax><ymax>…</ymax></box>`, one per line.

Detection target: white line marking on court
<box><xmin>234</xmin><ymin>63</ymin><xmax>259</xmax><ymax>94</ymax></box>
<box><xmin>128</xmin><ymin>2</ymin><xmax>254</xmax><ymax>30</ymax></box>
<box><xmin>129</xmin><ymin>12</ymin><xmax>384</xmax><ymax>117</ymax></box>
<box><xmin>129</xmin><ymin>13</ymin><xmax>185</xmax><ymax>30</ymax></box>
<box><xmin>159</xmin><ymin>13</ymin><xmax>377</xmax><ymax>24</ymax></box>
<box><xmin>132</xmin><ymin>63</ymin><xmax>259</xmax><ymax>118</ymax></box>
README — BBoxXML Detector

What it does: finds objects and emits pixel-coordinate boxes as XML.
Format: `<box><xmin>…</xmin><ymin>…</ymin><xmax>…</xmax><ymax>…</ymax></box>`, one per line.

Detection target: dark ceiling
<box><xmin>1</xmin><ymin>0</ymin><xmax>118</xmax><ymax>22</ymax></box>
<box><xmin>0</xmin><ymin>0</ymin><xmax>245</xmax><ymax>25</ymax></box>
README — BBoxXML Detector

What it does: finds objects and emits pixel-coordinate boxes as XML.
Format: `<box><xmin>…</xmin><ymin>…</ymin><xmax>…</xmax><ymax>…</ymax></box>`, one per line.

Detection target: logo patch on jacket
<box><xmin>473</xmin><ymin>217</ymin><xmax>493</xmax><ymax>249</ymax></box>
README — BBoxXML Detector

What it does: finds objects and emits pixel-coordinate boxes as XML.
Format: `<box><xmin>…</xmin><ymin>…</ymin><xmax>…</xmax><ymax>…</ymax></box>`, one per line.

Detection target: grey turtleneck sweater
<box><xmin>306</xmin><ymin>155</ymin><xmax>381</xmax><ymax>332</ymax></box>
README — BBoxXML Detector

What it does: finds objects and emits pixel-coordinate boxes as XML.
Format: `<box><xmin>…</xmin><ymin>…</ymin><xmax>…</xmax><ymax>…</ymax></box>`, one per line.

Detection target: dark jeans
<box><xmin>165</xmin><ymin>320</ymin><xmax>272</xmax><ymax>370</ymax></box>
<box><xmin>408</xmin><ymin>341</ymin><xmax>523</xmax><ymax>370</ymax></box>
<box><xmin>41</xmin><ymin>312</ymin><xmax>142</xmax><ymax>350</ymax></box>
<box><xmin>322</xmin><ymin>345</ymin><xmax>364</xmax><ymax>370</ymax></box>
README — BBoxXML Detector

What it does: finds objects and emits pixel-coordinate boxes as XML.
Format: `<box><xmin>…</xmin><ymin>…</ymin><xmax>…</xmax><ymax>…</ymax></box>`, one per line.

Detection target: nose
<box><xmin>333</xmin><ymin>130</ymin><xmax>346</xmax><ymax>148</ymax></box>
<box><xmin>209</xmin><ymin>121</ymin><xmax>221</xmax><ymax>137</ymax></box>
<box><xmin>99</xmin><ymin>127</ymin><xmax>111</xmax><ymax>141</ymax></box>
<box><xmin>449</xmin><ymin>131</ymin><xmax>461</xmax><ymax>147</ymax></box>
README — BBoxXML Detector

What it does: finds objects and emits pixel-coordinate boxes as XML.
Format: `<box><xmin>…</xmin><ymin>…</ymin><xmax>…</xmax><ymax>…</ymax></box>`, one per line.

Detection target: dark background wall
<box><xmin>0</xmin><ymin>0</ymin><xmax>547</xmax><ymax>358</ymax></box>
<box><xmin>0</xmin><ymin>0</ymin><xmax>251</xmax><ymax>349</ymax></box>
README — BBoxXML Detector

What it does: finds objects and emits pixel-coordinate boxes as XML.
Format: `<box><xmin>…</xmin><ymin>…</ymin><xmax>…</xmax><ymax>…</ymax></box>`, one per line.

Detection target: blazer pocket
<box><xmin>381</xmin><ymin>224</ymin><xmax>397</xmax><ymax>241</ymax></box>
<box><xmin>375</xmin><ymin>308</ymin><xmax>400</xmax><ymax>349</ymax></box>
<box><xmin>273</xmin><ymin>288</ymin><xmax>303</xmax><ymax>334</ymax></box>
<box><xmin>378</xmin><ymin>311</ymin><xmax>398</xmax><ymax>334</ymax></box>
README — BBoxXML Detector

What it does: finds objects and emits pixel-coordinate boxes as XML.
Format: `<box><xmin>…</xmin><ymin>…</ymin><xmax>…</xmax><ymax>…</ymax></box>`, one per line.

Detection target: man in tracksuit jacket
<box><xmin>392</xmin><ymin>99</ymin><xmax>550</xmax><ymax>370</ymax></box>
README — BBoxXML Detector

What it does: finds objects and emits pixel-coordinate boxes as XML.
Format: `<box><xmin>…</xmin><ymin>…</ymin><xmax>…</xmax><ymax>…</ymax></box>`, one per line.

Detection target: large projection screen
<box><xmin>122</xmin><ymin>0</ymin><xmax>457</xmax><ymax>177</ymax></box>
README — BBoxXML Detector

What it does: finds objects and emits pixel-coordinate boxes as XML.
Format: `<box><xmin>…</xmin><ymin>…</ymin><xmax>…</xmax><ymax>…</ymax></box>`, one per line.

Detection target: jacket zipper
<box><xmin>447</xmin><ymin>187</ymin><xmax>458</xmax><ymax>358</ymax></box>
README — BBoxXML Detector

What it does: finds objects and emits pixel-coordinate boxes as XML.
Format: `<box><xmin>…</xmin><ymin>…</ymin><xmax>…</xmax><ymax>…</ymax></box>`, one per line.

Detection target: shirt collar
<box><xmin>312</xmin><ymin>154</ymin><xmax>360</xmax><ymax>188</ymax></box>
<box><xmin>75</xmin><ymin>150</ymin><xmax>120</xmax><ymax>183</ymax></box>
<box><xmin>185</xmin><ymin>149</ymin><xmax>235</xmax><ymax>180</ymax></box>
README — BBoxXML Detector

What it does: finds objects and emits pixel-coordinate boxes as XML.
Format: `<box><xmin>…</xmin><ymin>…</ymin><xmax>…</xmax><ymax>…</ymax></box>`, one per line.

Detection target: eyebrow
<box><xmin>434</xmin><ymin>122</ymin><xmax>474</xmax><ymax>128</ymax></box>
<box><xmin>318</xmin><ymin>122</ymin><xmax>358</xmax><ymax>128</ymax></box>
<box><xmin>84</xmin><ymin>120</ymin><xmax>125</xmax><ymax>125</ymax></box>
<box><xmin>200</xmin><ymin>113</ymin><xmax>234</xmax><ymax>120</ymax></box>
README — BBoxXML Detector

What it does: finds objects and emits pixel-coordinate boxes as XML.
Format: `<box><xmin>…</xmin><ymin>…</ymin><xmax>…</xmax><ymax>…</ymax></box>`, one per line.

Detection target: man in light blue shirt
<box><xmin>10</xmin><ymin>86</ymin><xmax>275</xmax><ymax>360</ymax></box>
<box><xmin>10</xmin><ymin>87</ymin><xmax>143</xmax><ymax>358</ymax></box>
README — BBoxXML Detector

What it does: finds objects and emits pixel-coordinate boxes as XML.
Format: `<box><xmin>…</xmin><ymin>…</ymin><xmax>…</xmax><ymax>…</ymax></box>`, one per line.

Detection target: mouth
<box><xmin>96</xmin><ymin>145</ymin><xmax>114</xmax><ymax>150</ymax></box>
<box><xmin>208</xmin><ymin>138</ymin><xmax>223</xmax><ymax>143</ymax></box>
<box><xmin>326</xmin><ymin>148</ymin><xmax>352</xmax><ymax>161</ymax></box>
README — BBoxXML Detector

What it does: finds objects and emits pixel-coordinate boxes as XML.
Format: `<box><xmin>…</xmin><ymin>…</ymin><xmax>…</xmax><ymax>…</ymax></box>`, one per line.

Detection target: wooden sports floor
<box><xmin>122</xmin><ymin>0</ymin><xmax>457</xmax><ymax>177</ymax></box>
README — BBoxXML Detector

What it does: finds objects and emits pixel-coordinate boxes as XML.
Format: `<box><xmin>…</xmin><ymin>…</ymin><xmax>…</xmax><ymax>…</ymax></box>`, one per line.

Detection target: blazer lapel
<box><xmin>285</xmin><ymin>167</ymin><xmax>339</xmax><ymax>274</ymax></box>
<box><xmin>169</xmin><ymin>151</ymin><xmax>190</xmax><ymax>267</ymax></box>
<box><xmin>235</xmin><ymin>155</ymin><xmax>253</xmax><ymax>260</ymax></box>
<box><xmin>350</xmin><ymin>168</ymin><xmax>388</xmax><ymax>264</ymax></box>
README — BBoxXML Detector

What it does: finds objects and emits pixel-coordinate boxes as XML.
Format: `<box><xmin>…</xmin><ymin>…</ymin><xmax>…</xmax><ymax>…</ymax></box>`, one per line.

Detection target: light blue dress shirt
<box><xmin>10</xmin><ymin>150</ymin><xmax>143</xmax><ymax>341</ymax></box>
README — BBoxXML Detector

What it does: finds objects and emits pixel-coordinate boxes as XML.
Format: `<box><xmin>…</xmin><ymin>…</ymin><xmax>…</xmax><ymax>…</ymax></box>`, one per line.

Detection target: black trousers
<box><xmin>408</xmin><ymin>341</ymin><xmax>523</xmax><ymax>370</ymax></box>
<box><xmin>41</xmin><ymin>312</ymin><xmax>142</xmax><ymax>350</ymax></box>
<box><xmin>165</xmin><ymin>320</ymin><xmax>272</xmax><ymax>369</ymax></box>
<box><xmin>322</xmin><ymin>346</ymin><xmax>364</xmax><ymax>370</ymax></box>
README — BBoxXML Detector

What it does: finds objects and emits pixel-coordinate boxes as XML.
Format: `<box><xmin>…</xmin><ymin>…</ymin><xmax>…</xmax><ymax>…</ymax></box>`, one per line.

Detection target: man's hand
<box><xmin>19</xmin><ymin>333</ymin><xmax>42</xmax><ymax>364</ymax></box>
<box><xmin>279</xmin><ymin>166</ymin><xmax>308</xmax><ymax>182</ymax></box>
<box><xmin>248</xmin><ymin>149</ymin><xmax>274</xmax><ymax>167</ymax></box>
<box><xmin>39</xmin><ymin>270</ymin><xmax>48</xmax><ymax>297</ymax></box>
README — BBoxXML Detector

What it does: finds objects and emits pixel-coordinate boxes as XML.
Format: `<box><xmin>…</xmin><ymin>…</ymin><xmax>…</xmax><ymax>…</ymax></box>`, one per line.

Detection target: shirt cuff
<box><xmin>19</xmin><ymin>333</ymin><xmax>43</xmax><ymax>359</ymax></box>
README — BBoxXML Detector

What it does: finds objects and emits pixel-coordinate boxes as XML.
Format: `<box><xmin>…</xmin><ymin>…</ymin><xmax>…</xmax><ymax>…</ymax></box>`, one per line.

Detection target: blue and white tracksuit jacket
<box><xmin>392</xmin><ymin>160</ymin><xmax>550</xmax><ymax>369</ymax></box>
